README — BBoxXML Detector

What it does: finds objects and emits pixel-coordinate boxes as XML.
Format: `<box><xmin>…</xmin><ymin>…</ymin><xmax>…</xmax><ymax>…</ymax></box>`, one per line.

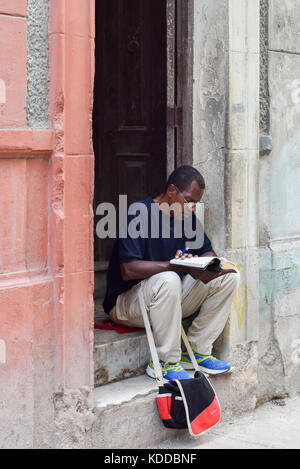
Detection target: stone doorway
<box><xmin>92</xmin><ymin>0</ymin><xmax>187</xmax><ymax>386</ymax></box>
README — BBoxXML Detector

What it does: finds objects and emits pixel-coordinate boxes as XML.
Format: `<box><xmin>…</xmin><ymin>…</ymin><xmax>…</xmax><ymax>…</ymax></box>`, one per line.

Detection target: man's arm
<box><xmin>120</xmin><ymin>260</ymin><xmax>174</xmax><ymax>281</ymax></box>
<box><xmin>120</xmin><ymin>255</ymin><xmax>220</xmax><ymax>283</ymax></box>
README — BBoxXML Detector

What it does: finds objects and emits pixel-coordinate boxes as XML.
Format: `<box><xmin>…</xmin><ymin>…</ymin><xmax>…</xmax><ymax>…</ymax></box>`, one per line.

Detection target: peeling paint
<box><xmin>53</xmin><ymin>387</ymin><xmax>95</xmax><ymax>449</ymax></box>
<box><xmin>233</xmin><ymin>264</ymin><xmax>248</xmax><ymax>329</ymax></box>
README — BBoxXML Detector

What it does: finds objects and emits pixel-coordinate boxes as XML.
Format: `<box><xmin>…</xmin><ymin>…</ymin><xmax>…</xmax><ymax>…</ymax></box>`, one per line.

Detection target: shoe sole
<box><xmin>146</xmin><ymin>365</ymin><xmax>168</xmax><ymax>380</ymax></box>
<box><xmin>146</xmin><ymin>365</ymin><xmax>157</xmax><ymax>379</ymax></box>
<box><xmin>146</xmin><ymin>366</ymin><xmax>191</xmax><ymax>381</ymax></box>
<box><xmin>180</xmin><ymin>361</ymin><xmax>232</xmax><ymax>375</ymax></box>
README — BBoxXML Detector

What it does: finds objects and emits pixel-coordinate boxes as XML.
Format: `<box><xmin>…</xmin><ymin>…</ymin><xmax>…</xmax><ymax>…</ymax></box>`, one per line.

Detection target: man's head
<box><xmin>163</xmin><ymin>166</ymin><xmax>205</xmax><ymax>215</ymax></box>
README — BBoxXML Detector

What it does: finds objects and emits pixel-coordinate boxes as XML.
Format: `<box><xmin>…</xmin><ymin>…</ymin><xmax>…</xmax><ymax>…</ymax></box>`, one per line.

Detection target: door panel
<box><xmin>93</xmin><ymin>0</ymin><xmax>167</xmax><ymax>269</ymax></box>
<box><xmin>166</xmin><ymin>0</ymin><xmax>184</xmax><ymax>171</ymax></box>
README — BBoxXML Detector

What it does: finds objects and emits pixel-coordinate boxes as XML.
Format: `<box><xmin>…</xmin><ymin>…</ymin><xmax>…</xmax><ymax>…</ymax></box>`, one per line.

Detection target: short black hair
<box><xmin>164</xmin><ymin>165</ymin><xmax>205</xmax><ymax>193</ymax></box>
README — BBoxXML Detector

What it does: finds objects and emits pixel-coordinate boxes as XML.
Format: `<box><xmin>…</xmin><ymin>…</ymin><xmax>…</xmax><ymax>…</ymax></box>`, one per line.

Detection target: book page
<box><xmin>170</xmin><ymin>256</ymin><xmax>218</xmax><ymax>269</ymax></box>
<box><xmin>220</xmin><ymin>260</ymin><xmax>239</xmax><ymax>272</ymax></box>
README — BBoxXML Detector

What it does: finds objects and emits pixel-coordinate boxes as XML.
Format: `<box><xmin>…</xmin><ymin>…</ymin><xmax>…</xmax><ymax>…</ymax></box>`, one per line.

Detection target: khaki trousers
<box><xmin>109</xmin><ymin>270</ymin><xmax>240</xmax><ymax>363</ymax></box>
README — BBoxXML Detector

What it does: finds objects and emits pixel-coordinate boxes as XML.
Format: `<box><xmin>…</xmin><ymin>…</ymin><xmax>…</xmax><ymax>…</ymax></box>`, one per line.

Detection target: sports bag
<box><xmin>138</xmin><ymin>287</ymin><xmax>221</xmax><ymax>437</ymax></box>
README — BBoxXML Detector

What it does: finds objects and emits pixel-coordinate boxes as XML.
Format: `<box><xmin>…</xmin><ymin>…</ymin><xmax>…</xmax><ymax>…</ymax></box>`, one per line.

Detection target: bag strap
<box><xmin>137</xmin><ymin>286</ymin><xmax>164</xmax><ymax>386</ymax></box>
<box><xmin>180</xmin><ymin>325</ymin><xmax>200</xmax><ymax>373</ymax></box>
<box><xmin>137</xmin><ymin>283</ymin><xmax>200</xmax><ymax>386</ymax></box>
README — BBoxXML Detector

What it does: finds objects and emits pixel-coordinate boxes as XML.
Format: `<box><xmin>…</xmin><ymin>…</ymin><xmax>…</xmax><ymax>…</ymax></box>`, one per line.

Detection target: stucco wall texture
<box><xmin>27</xmin><ymin>0</ymin><xmax>50</xmax><ymax>128</ymax></box>
<box><xmin>191</xmin><ymin>0</ymin><xmax>300</xmax><ymax>410</ymax></box>
<box><xmin>0</xmin><ymin>0</ymin><xmax>95</xmax><ymax>448</ymax></box>
<box><xmin>258</xmin><ymin>0</ymin><xmax>300</xmax><ymax>401</ymax></box>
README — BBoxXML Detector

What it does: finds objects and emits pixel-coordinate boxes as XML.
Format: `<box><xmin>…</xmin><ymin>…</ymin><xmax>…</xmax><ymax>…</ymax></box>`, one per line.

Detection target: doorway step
<box><xmin>94</xmin><ymin>298</ymin><xmax>149</xmax><ymax>387</ymax></box>
<box><xmin>92</xmin><ymin>372</ymin><xmax>184</xmax><ymax>448</ymax></box>
<box><xmin>92</xmin><ymin>300</ymin><xmax>233</xmax><ymax>448</ymax></box>
<box><xmin>91</xmin><ymin>360</ymin><xmax>231</xmax><ymax>448</ymax></box>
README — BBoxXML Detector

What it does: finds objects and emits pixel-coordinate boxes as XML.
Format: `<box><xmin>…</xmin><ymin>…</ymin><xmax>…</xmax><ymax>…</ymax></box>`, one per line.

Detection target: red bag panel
<box><xmin>190</xmin><ymin>395</ymin><xmax>220</xmax><ymax>436</ymax></box>
<box><xmin>156</xmin><ymin>394</ymin><xmax>172</xmax><ymax>421</ymax></box>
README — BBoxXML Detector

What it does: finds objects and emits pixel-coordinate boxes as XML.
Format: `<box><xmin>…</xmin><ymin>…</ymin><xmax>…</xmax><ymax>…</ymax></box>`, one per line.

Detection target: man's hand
<box><xmin>171</xmin><ymin>262</ymin><xmax>221</xmax><ymax>283</ymax></box>
<box><xmin>120</xmin><ymin>250</ymin><xmax>219</xmax><ymax>283</ymax></box>
<box><xmin>174</xmin><ymin>249</ymin><xmax>198</xmax><ymax>260</ymax></box>
<box><xmin>172</xmin><ymin>249</ymin><xmax>221</xmax><ymax>283</ymax></box>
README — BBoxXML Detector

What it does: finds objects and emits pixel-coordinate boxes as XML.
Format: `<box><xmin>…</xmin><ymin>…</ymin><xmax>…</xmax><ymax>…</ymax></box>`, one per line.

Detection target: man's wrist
<box><xmin>163</xmin><ymin>261</ymin><xmax>175</xmax><ymax>272</ymax></box>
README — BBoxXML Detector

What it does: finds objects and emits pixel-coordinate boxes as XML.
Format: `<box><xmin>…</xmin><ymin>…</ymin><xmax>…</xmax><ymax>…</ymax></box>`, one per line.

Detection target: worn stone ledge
<box><xmin>0</xmin><ymin>0</ymin><xmax>27</xmax><ymax>18</ymax></box>
<box><xmin>0</xmin><ymin>269</ymin><xmax>50</xmax><ymax>289</ymax></box>
<box><xmin>0</xmin><ymin>129</ymin><xmax>53</xmax><ymax>157</ymax></box>
<box><xmin>91</xmin><ymin>369</ymin><xmax>255</xmax><ymax>449</ymax></box>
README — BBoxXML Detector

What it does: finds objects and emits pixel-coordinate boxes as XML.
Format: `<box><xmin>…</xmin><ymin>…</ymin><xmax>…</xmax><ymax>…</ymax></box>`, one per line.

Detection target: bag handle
<box><xmin>138</xmin><ymin>284</ymin><xmax>200</xmax><ymax>386</ymax></box>
<box><xmin>180</xmin><ymin>325</ymin><xmax>200</xmax><ymax>373</ymax></box>
<box><xmin>138</xmin><ymin>286</ymin><xmax>164</xmax><ymax>386</ymax></box>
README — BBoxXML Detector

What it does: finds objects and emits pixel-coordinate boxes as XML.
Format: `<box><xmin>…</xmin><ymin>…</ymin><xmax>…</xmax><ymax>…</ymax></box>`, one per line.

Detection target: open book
<box><xmin>170</xmin><ymin>256</ymin><xmax>239</xmax><ymax>283</ymax></box>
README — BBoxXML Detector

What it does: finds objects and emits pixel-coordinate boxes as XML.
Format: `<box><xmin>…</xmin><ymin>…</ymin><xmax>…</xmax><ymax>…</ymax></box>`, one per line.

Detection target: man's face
<box><xmin>167</xmin><ymin>180</ymin><xmax>204</xmax><ymax>219</ymax></box>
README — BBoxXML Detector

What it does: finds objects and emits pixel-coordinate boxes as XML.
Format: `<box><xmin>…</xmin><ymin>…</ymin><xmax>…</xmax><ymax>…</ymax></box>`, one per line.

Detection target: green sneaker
<box><xmin>164</xmin><ymin>362</ymin><xmax>191</xmax><ymax>380</ymax></box>
<box><xmin>146</xmin><ymin>357</ymin><xmax>167</xmax><ymax>379</ymax></box>
<box><xmin>181</xmin><ymin>351</ymin><xmax>232</xmax><ymax>375</ymax></box>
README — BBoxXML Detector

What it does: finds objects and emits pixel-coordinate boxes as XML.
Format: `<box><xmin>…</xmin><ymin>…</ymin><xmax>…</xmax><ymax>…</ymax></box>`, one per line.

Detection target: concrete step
<box><xmin>93</xmin><ymin>298</ymin><xmax>199</xmax><ymax>387</ymax></box>
<box><xmin>91</xmin><ymin>371</ymin><xmax>233</xmax><ymax>448</ymax></box>
<box><xmin>92</xmin><ymin>299</ymin><xmax>236</xmax><ymax>448</ymax></box>
<box><xmin>94</xmin><ymin>298</ymin><xmax>149</xmax><ymax>387</ymax></box>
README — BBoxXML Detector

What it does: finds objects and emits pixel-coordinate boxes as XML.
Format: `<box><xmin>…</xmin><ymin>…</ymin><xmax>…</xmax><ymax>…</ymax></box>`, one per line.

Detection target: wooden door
<box><xmin>93</xmin><ymin>0</ymin><xmax>187</xmax><ymax>298</ymax></box>
<box><xmin>93</xmin><ymin>0</ymin><xmax>167</xmax><ymax>269</ymax></box>
<box><xmin>166</xmin><ymin>0</ymin><xmax>184</xmax><ymax>173</ymax></box>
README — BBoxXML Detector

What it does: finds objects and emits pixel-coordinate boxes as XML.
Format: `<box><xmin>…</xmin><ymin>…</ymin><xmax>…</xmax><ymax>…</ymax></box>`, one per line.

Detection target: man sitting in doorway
<box><xmin>103</xmin><ymin>165</ymin><xmax>240</xmax><ymax>381</ymax></box>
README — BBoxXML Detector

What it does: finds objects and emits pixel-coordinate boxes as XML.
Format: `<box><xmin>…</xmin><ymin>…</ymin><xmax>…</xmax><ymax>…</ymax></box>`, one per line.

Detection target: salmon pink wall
<box><xmin>48</xmin><ymin>0</ymin><xmax>95</xmax><ymax>391</ymax></box>
<box><xmin>0</xmin><ymin>0</ymin><xmax>95</xmax><ymax>447</ymax></box>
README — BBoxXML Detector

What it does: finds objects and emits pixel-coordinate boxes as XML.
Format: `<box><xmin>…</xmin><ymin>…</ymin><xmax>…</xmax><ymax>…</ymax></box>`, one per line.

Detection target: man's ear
<box><xmin>166</xmin><ymin>184</ymin><xmax>177</xmax><ymax>200</ymax></box>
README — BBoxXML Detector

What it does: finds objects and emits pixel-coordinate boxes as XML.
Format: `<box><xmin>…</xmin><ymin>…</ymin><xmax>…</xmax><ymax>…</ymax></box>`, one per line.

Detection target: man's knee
<box><xmin>159</xmin><ymin>271</ymin><xmax>182</xmax><ymax>288</ymax></box>
<box><xmin>225</xmin><ymin>270</ymin><xmax>240</xmax><ymax>292</ymax></box>
<box><xmin>152</xmin><ymin>271</ymin><xmax>182</xmax><ymax>299</ymax></box>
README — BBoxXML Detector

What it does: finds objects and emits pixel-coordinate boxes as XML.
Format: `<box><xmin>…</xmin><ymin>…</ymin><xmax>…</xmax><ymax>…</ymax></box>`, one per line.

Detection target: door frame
<box><xmin>47</xmin><ymin>0</ymin><xmax>262</xmax><ymax>422</ymax></box>
<box><xmin>92</xmin><ymin>1</ymin><xmax>193</xmax><ymax>282</ymax></box>
<box><xmin>167</xmin><ymin>0</ymin><xmax>194</xmax><ymax>174</ymax></box>
<box><xmin>48</xmin><ymin>0</ymin><xmax>193</xmax><ymax>392</ymax></box>
<box><xmin>48</xmin><ymin>0</ymin><xmax>95</xmax><ymax>391</ymax></box>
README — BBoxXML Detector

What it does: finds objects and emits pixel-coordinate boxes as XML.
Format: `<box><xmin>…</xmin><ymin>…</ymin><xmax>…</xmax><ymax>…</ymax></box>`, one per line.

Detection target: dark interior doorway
<box><xmin>93</xmin><ymin>0</ymin><xmax>167</xmax><ymax>298</ymax></box>
<box><xmin>93</xmin><ymin>0</ymin><xmax>186</xmax><ymax>299</ymax></box>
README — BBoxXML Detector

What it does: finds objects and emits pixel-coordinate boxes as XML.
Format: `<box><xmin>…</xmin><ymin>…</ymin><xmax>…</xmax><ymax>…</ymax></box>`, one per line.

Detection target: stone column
<box><xmin>258</xmin><ymin>0</ymin><xmax>300</xmax><ymax>401</ymax></box>
<box><xmin>192</xmin><ymin>0</ymin><xmax>260</xmax><ymax>413</ymax></box>
<box><xmin>225</xmin><ymin>0</ymin><xmax>260</xmax><ymax>411</ymax></box>
<box><xmin>48</xmin><ymin>0</ymin><xmax>96</xmax><ymax>448</ymax></box>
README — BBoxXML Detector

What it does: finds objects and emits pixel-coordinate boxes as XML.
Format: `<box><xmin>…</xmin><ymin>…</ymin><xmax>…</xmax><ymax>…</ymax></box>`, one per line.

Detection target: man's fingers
<box><xmin>174</xmin><ymin>251</ymin><xmax>199</xmax><ymax>260</ymax></box>
<box><xmin>175</xmin><ymin>250</ymin><xmax>182</xmax><ymax>259</ymax></box>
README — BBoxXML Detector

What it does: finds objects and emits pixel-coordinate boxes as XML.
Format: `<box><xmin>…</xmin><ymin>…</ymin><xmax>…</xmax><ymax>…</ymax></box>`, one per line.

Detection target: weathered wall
<box><xmin>192</xmin><ymin>0</ymin><xmax>261</xmax><ymax>415</ymax></box>
<box><xmin>27</xmin><ymin>0</ymin><xmax>50</xmax><ymax>128</ymax></box>
<box><xmin>258</xmin><ymin>0</ymin><xmax>300</xmax><ymax>402</ymax></box>
<box><xmin>0</xmin><ymin>0</ymin><xmax>95</xmax><ymax>449</ymax></box>
<box><xmin>192</xmin><ymin>0</ymin><xmax>229</xmax><ymax>253</ymax></box>
<box><xmin>193</xmin><ymin>0</ymin><xmax>300</xmax><ymax>411</ymax></box>
<box><xmin>0</xmin><ymin>0</ymin><xmax>55</xmax><ymax>449</ymax></box>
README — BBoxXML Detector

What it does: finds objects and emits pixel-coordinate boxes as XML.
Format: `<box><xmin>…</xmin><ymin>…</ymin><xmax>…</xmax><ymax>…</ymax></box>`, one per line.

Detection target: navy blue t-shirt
<box><xmin>103</xmin><ymin>197</ymin><xmax>212</xmax><ymax>314</ymax></box>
